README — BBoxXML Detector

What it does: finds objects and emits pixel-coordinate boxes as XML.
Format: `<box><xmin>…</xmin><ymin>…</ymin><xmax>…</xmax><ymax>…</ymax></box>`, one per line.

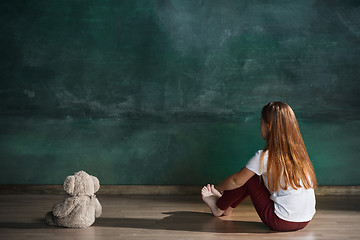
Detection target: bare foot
<box><xmin>210</xmin><ymin>184</ymin><xmax>222</xmax><ymax>198</ymax></box>
<box><xmin>201</xmin><ymin>184</ymin><xmax>224</xmax><ymax>217</ymax></box>
<box><xmin>204</xmin><ymin>185</ymin><xmax>233</xmax><ymax>216</ymax></box>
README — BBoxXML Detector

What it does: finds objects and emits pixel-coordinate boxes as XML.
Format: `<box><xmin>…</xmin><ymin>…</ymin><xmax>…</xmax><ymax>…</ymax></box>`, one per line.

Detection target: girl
<box><xmin>201</xmin><ymin>102</ymin><xmax>317</xmax><ymax>232</ymax></box>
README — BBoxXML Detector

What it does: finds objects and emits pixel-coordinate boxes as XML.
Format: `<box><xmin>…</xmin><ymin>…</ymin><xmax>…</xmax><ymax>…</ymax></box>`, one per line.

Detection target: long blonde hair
<box><xmin>261</xmin><ymin>102</ymin><xmax>317</xmax><ymax>191</ymax></box>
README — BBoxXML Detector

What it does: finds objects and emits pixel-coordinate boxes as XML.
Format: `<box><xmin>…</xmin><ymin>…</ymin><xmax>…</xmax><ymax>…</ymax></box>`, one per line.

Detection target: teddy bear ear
<box><xmin>63</xmin><ymin>176</ymin><xmax>75</xmax><ymax>195</ymax></box>
<box><xmin>92</xmin><ymin>176</ymin><xmax>100</xmax><ymax>193</ymax></box>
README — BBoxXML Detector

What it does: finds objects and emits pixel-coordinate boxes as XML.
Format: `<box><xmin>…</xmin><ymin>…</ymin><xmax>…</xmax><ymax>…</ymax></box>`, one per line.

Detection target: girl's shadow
<box><xmin>95</xmin><ymin>211</ymin><xmax>271</xmax><ymax>233</ymax></box>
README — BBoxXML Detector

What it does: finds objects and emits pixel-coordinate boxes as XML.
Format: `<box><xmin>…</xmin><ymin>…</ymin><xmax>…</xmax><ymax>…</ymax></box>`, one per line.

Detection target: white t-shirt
<box><xmin>245</xmin><ymin>150</ymin><xmax>316</xmax><ymax>222</ymax></box>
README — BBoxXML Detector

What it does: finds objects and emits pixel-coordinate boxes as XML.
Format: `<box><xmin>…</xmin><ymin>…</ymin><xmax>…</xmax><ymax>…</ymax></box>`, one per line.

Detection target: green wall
<box><xmin>0</xmin><ymin>0</ymin><xmax>359</xmax><ymax>185</ymax></box>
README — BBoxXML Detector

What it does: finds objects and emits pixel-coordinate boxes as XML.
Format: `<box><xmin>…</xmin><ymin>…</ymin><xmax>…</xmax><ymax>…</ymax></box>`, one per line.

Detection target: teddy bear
<box><xmin>45</xmin><ymin>171</ymin><xmax>102</xmax><ymax>228</ymax></box>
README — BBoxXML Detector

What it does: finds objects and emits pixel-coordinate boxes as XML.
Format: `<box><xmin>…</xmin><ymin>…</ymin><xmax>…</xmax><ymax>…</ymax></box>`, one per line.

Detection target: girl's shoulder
<box><xmin>246</xmin><ymin>150</ymin><xmax>268</xmax><ymax>175</ymax></box>
<box><xmin>249</xmin><ymin>150</ymin><xmax>267</xmax><ymax>162</ymax></box>
<box><xmin>256</xmin><ymin>149</ymin><xmax>268</xmax><ymax>160</ymax></box>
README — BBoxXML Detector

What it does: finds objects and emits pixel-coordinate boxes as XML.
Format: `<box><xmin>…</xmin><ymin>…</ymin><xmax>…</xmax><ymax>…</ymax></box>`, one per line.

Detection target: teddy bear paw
<box><xmin>45</xmin><ymin>211</ymin><xmax>56</xmax><ymax>226</ymax></box>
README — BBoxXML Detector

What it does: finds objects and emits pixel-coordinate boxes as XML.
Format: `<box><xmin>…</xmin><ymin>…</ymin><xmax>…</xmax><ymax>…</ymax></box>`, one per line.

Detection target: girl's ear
<box><xmin>92</xmin><ymin>176</ymin><xmax>100</xmax><ymax>193</ymax></box>
<box><xmin>64</xmin><ymin>176</ymin><xmax>75</xmax><ymax>195</ymax></box>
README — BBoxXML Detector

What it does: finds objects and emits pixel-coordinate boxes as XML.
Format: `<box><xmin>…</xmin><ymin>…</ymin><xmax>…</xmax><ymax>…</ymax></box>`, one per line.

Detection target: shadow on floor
<box><xmin>0</xmin><ymin>218</ymin><xmax>55</xmax><ymax>229</ymax></box>
<box><xmin>94</xmin><ymin>211</ymin><xmax>272</xmax><ymax>233</ymax></box>
<box><xmin>0</xmin><ymin>212</ymin><xmax>270</xmax><ymax>233</ymax></box>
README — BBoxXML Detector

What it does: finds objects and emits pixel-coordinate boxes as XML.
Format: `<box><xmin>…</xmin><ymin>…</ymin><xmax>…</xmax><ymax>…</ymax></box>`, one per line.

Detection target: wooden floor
<box><xmin>0</xmin><ymin>194</ymin><xmax>359</xmax><ymax>240</ymax></box>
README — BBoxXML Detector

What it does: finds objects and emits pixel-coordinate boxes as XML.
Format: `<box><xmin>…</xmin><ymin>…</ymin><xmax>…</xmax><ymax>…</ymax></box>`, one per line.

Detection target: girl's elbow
<box><xmin>232</xmin><ymin>178</ymin><xmax>244</xmax><ymax>188</ymax></box>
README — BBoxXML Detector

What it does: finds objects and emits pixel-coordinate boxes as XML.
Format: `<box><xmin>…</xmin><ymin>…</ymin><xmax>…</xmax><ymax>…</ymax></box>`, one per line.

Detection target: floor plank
<box><xmin>0</xmin><ymin>194</ymin><xmax>359</xmax><ymax>240</ymax></box>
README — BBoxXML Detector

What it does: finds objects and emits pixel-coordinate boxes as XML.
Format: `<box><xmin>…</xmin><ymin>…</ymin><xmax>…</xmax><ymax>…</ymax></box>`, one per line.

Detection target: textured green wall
<box><xmin>0</xmin><ymin>0</ymin><xmax>359</xmax><ymax>185</ymax></box>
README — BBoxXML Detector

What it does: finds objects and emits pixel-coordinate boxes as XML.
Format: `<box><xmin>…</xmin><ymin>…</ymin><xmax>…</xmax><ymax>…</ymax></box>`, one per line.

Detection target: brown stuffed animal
<box><xmin>45</xmin><ymin>171</ymin><xmax>102</xmax><ymax>228</ymax></box>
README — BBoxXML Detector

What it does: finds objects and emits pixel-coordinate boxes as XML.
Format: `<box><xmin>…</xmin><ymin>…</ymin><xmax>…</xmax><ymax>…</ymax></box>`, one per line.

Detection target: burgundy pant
<box><xmin>216</xmin><ymin>175</ymin><xmax>310</xmax><ymax>232</ymax></box>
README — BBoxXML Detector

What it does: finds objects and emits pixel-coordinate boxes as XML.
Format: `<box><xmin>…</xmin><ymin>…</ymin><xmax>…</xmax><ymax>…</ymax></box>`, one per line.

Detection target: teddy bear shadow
<box><xmin>95</xmin><ymin>211</ymin><xmax>271</xmax><ymax>234</ymax></box>
<box><xmin>0</xmin><ymin>218</ymin><xmax>54</xmax><ymax>229</ymax></box>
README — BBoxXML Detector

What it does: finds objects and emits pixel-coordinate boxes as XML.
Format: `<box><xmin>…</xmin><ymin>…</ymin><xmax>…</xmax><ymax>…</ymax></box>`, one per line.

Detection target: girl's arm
<box><xmin>217</xmin><ymin>167</ymin><xmax>256</xmax><ymax>192</ymax></box>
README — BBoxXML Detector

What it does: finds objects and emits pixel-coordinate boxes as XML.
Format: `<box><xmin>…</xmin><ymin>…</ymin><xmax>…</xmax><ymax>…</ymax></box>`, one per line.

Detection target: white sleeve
<box><xmin>245</xmin><ymin>150</ymin><xmax>266</xmax><ymax>175</ymax></box>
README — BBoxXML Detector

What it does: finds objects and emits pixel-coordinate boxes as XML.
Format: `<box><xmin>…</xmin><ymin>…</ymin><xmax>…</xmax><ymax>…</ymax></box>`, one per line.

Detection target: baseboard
<box><xmin>313</xmin><ymin>186</ymin><xmax>360</xmax><ymax>195</ymax></box>
<box><xmin>1</xmin><ymin>185</ymin><xmax>360</xmax><ymax>195</ymax></box>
